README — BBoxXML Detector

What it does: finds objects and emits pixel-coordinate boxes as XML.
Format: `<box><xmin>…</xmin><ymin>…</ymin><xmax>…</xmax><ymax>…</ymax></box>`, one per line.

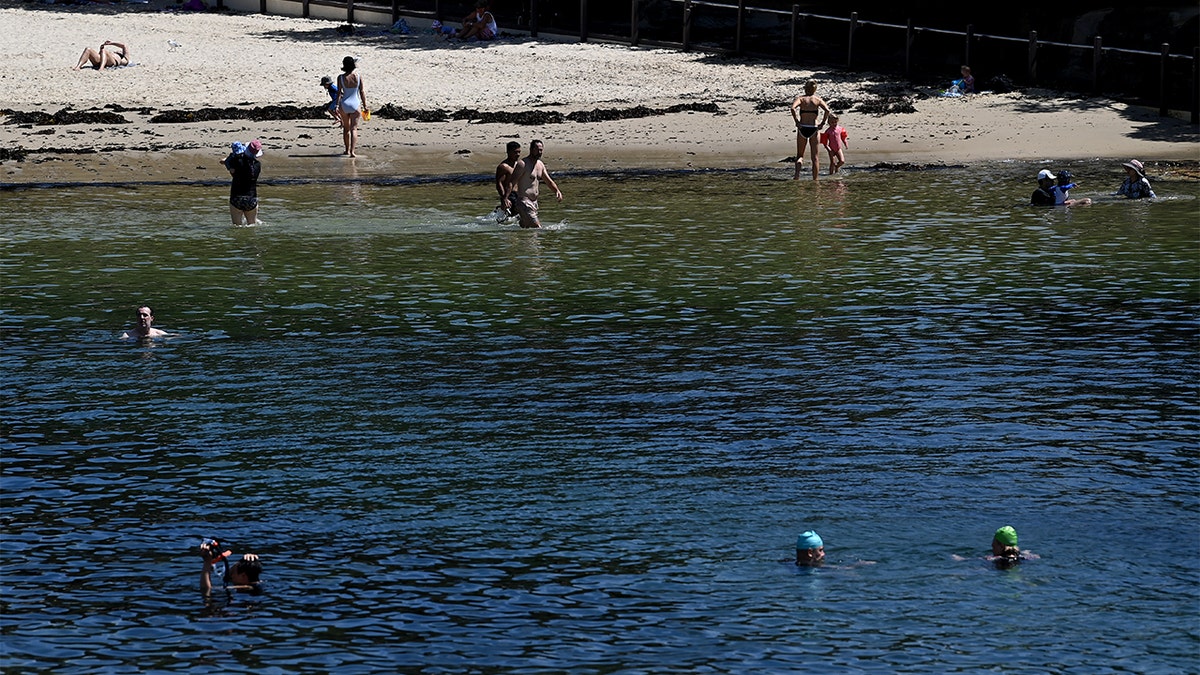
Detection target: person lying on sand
<box><xmin>74</xmin><ymin>41</ymin><xmax>130</xmax><ymax>71</ymax></box>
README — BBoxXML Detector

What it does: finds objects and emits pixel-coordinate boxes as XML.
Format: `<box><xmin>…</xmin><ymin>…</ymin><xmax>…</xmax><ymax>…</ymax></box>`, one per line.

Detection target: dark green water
<box><xmin>2</xmin><ymin>165</ymin><xmax>1198</xmax><ymax>672</ymax></box>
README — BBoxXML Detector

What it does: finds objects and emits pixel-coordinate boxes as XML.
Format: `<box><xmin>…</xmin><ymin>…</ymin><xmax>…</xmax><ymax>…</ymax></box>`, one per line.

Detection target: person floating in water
<box><xmin>120</xmin><ymin>305</ymin><xmax>169</xmax><ymax>339</ymax></box>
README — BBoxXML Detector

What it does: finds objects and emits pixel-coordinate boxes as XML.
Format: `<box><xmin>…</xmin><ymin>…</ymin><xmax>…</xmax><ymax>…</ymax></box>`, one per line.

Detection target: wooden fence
<box><xmin>217</xmin><ymin>0</ymin><xmax>1199</xmax><ymax>123</ymax></box>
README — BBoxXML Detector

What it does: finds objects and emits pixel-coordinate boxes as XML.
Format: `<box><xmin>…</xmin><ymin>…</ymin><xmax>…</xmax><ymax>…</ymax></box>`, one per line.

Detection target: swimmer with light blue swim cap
<box><xmin>795</xmin><ymin>530</ymin><xmax>825</xmax><ymax>566</ymax></box>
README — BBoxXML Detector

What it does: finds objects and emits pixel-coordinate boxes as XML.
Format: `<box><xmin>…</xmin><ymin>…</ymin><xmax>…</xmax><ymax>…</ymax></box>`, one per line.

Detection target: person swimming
<box><xmin>796</xmin><ymin>530</ymin><xmax>826</xmax><ymax>566</ymax></box>
<box><xmin>988</xmin><ymin>525</ymin><xmax>1039</xmax><ymax>568</ymax></box>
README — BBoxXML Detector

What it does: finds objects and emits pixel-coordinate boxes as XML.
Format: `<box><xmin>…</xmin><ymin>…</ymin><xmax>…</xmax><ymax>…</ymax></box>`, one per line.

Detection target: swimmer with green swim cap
<box><xmin>795</xmin><ymin>530</ymin><xmax>825</xmax><ymax>566</ymax></box>
<box><xmin>990</xmin><ymin>525</ymin><xmax>1036</xmax><ymax>568</ymax></box>
<box><xmin>993</xmin><ymin>526</ymin><xmax>1018</xmax><ymax>548</ymax></box>
<box><xmin>988</xmin><ymin>523</ymin><xmax>1017</xmax><ymax>554</ymax></box>
<box><xmin>950</xmin><ymin>525</ymin><xmax>1037</xmax><ymax>566</ymax></box>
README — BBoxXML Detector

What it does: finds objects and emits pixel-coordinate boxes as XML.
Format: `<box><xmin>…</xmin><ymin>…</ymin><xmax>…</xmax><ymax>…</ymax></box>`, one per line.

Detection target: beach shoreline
<box><xmin>1</xmin><ymin>5</ymin><xmax>1197</xmax><ymax>186</ymax></box>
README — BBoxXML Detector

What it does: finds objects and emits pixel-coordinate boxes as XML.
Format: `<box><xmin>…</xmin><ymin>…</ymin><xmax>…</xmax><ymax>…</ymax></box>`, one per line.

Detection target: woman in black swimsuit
<box><xmin>73</xmin><ymin>40</ymin><xmax>130</xmax><ymax>71</ymax></box>
<box><xmin>790</xmin><ymin>80</ymin><xmax>832</xmax><ymax>180</ymax></box>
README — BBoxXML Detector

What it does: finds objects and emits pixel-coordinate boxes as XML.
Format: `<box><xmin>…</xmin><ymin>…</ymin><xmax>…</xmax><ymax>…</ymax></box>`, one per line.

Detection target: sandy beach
<box><xmin>1</xmin><ymin>3</ymin><xmax>1197</xmax><ymax>186</ymax></box>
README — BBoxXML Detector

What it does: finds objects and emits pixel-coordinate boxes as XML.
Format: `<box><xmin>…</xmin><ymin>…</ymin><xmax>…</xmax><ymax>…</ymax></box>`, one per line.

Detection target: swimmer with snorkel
<box><xmin>198</xmin><ymin>538</ymin><xmax>263</xmax><ymax>597</ymax></box>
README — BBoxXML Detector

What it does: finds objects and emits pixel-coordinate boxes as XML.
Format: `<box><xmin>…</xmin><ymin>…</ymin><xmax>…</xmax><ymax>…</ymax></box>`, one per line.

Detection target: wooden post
<box><xmin>1159</xmin><ymin>43</ymin><xmax>1170</xmax><ymax>116</ymax></box>
<box><xmin>1028</xmin><ymin>30</ymin><xmax>1038</xmax><ymax>82</ymax></box>
<box><xmin>682</xmin><ymin>0</ymin><xmax>692</xmax><ymax>52</ymax></box>
<box><xmin>847</xmin><ymin>12</ymin><xmax>857</xmax><ymax>68</ymax></box>
<box><xmin>530</xmin><ymin>0</ymin><xmax>538</xmax><ymax>37</ymax></box>
<box><xmin>581</xmin><ymin>0</ymin><xmax>588</xmax><ymax>42</ymax></box>
<box><xmin>631</xmin><ymin>0</ymin><xmax>640</xmax><ymax>46</ymax></box>
<box><xmin>260</xmin><ymin>0</ymin><xmax>265</xmax><ymax>15</ymax></box>
<box><xmin>1091</xmin><ymin>37</ymin><xmax>1102</xmax><ymax>95</ymax></box>
<box><xmin>1192</xmin><ymin>47</ymin><xmax>1199</xmax><ymax>124</ymax></box>
<box><xmin>965</xmin><ymin>24</ymin><xmax>972</xmax><ymax>68</ymax></box>
<box><xmin>790</xmin><ymin>5</ymin><xmax>800</xmax><ymax>63</ymax></box>
<box><xmin>391</xmin><ymin>0</ymin><xmax>398</xmax><ymax>25</ymax></box>
<box><xmin>347</xmin><ymin>0</ymin><xmax>354</xmax><ymax>25</ymax></box>
<box><xmin>905</xmin><ymin>18</ymin><xmax>913</xmax><ymax>78</ymax></box>
<box><xmin>735</xmin><ymin>0</ymin><xmax>745</xmax><ymax>54</ymax></box>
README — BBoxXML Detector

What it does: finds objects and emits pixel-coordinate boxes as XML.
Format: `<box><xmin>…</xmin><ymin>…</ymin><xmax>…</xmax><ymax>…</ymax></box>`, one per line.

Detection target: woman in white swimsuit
<box><xmin>336</xmin><ymin>56</ymin><xmax>368</xmax><ymax>157</ymax></box>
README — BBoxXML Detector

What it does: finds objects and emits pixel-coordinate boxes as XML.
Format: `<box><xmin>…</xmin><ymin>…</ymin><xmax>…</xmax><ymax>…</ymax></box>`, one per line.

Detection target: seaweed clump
<box><xmin>2</xmin><ymin>107</ymin><xmax>129</xmax><ymax>126</ymax></box>
<box><xmin>150</xmin><ymin>105</ymin><xmax>325</xmax><ymax>123</ymax></box>
<box><xmin>855</xmin><ymin>96</ymin><xmax>917</xmax><ymax>115</ymax></box>
<box><xmin>0</xmin><ymin>146</ymin><xmax>29</xmax><ymax>161</ymax></box>
<box><xmin>567</xmin><ymin>102</ymin><xmax>722</xmax><ymax>122</ymax></box>
<box><xmin>868</xmin><ymin>162</ymin><xmax>962</xmax><ymax>171</ymax></box>
<box><xmin>451</xmin><ymin>109</ymin><xmax>566</xmax><ymax>125</ymax></box>
<box><xmin>372</xmin><ymin>104</ymin><xmax>452</xmax><ymax>122</ymax></box>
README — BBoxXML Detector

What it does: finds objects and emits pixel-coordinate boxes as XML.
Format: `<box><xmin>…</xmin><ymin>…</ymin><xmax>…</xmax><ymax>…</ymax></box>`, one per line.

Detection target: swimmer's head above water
<box><xmin>991</xmin><ymin>525</ymin><xmax>1021</xmax><ymax>563</ymax></box>
<box><xmin>796</xmin><ymin>530</ymin><xmax>825</xmax><ymax>566</ymax></box>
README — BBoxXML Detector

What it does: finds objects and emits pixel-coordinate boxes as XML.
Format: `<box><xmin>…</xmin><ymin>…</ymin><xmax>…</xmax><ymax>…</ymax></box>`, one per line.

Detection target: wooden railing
<box><xmin>217</xmin><ymin>0</ymin><xmax>1199</xmax><ymax>123</ymax></box>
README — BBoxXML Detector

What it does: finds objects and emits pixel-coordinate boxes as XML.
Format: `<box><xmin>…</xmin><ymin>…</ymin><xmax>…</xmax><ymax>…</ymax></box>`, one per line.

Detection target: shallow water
<box><xmin>2</xmin><ymin>165</ymin><xmax>1198</xmax><ymax>673</ymax></box>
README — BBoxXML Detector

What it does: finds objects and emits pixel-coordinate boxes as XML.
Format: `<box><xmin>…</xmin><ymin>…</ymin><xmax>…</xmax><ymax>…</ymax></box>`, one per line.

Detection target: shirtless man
<box><xmin>74</xmin><ymin>41</ymin><xmax>130</xmax><ymax>71</ymax></box>
<box><xmin>120</xmin><ymin>305</ymin><xmax>168</xmax><ymax>340</ymax></box>
<box><xmin>510</xmin><ymin>139</ymin><xmax>562</xmax><ymax>229</ymax></box>
<box><xmin>790</xmin><ymin>80</ymin><xmax>832</xmax><ymax>180</ymax></box>
<box><xmin>496</xmin><ymin>141</ymin><xmax>521</xmax><ymax>217</ymax></box>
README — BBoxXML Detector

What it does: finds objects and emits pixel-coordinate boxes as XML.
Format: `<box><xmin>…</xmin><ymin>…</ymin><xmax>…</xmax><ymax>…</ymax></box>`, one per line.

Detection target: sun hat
<box><xmin>993</xmin><ymin>526</ymin><xmax>1018</xmax><ymax>547</ymax></box>
<box><xmin>230</xmin><ymin>141</ymin><xmax>247</xmax><ymax>155</ymax></box>
<box><xmin>1037</xmin><ymin>169</ymin><xmax>1056</xmax><ymax>181</ymax></box>
<box><xmin>248</xmin><ymin>139</ymin><xmax>263</xmax><ymax>157</ymax></box>
<box><xmin>1122</xmin><ymin>159</ymin><xmax>1145</xmax><ymax>176</ymax></box>
<box><xmin>320</xmin><ymin>75</ymin><xmax>333</xmax><ymax>86</ymax></box>
<box><xmin>796</xmin><ymin>530</ymin><xmax>824</xmax><ymax>550</ymax></box>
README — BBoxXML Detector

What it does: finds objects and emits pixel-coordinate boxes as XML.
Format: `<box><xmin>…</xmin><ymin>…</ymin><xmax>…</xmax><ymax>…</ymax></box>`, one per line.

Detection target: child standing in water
<box><xmin>820</xmin><ymin>115</ymin><xmax>849</xmax><ymax>175</ymax></box>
